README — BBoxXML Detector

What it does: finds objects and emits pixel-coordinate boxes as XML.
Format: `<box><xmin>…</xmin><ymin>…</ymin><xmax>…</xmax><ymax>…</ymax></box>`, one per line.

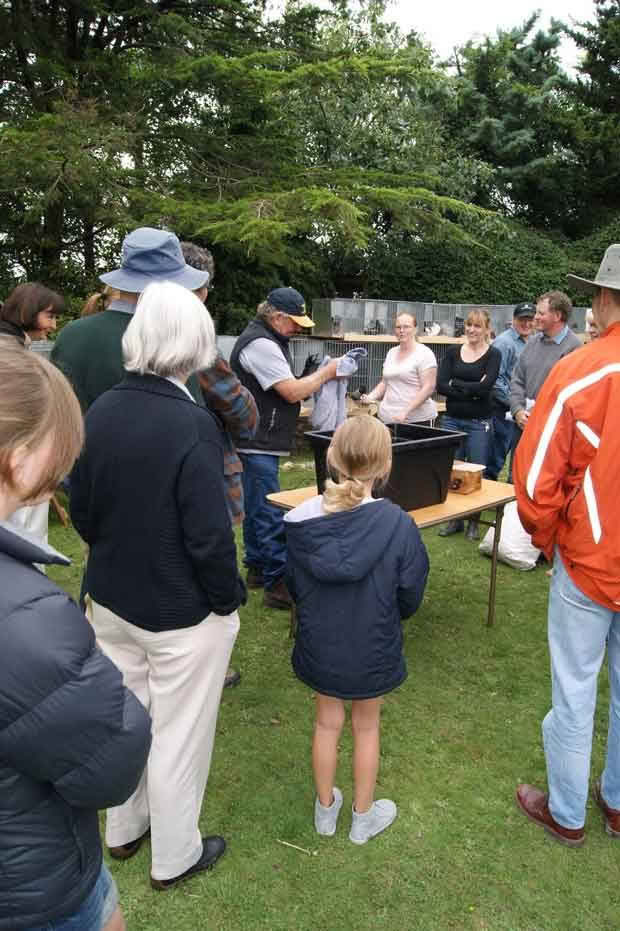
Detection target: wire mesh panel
<box><xmin>313</xmin><ymin>299</ymin><xmax>588</xmax><ymax>338</ymax></box>
<box><xmin>291</xmin><ymin>338</ymin><xmax>394</xmax><ymax>394</ymax></box>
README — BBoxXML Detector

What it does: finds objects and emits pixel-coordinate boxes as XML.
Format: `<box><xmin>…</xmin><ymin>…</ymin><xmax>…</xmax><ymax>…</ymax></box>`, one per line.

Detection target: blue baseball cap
<box><xmin>268</xmin><ymin>287</ymin><xmax>314</xmax><ymax>327</ymax></box>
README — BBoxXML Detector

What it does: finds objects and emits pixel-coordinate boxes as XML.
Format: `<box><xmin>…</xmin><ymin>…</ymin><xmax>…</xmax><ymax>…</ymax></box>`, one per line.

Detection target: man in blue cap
<box><xmin>486</xmin><ymin>301</ymin><xmax>535</xmax><ymax>483</ymax></box>
<box><xmin>230</xmin><ymin>288</ymin><xmax>341</xmax><ymax>609</ymax></box>
<box><xmin>52</xmin><ymin>227</ymin><xmax>209</xmax><ymax>411</ymax></box>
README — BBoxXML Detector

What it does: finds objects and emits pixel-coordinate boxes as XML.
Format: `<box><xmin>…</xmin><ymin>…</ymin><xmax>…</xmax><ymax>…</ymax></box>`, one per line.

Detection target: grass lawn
<box><xmin>48</xmin><ymin>461</ymin><xmax>616</xmax><ymax>931</ymax></box>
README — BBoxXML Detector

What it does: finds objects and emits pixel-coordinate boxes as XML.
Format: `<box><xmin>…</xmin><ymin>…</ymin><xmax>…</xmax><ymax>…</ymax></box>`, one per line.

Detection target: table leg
<box><xmin>487</xmin><ymin>504</ymin><xmax>505</xmax><ymax>628</ymax></box>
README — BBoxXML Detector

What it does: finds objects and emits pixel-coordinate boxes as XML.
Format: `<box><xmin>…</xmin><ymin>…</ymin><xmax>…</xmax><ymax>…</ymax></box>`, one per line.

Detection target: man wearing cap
<box><xmin>230</xmin><ymin>288</ymin><xmax>340</xmax><ymax>609</ymax></box>
<box><xmin>513</xmin><ymin>244</ymin><xmax>620</xmax><ymax>847</ymax></box>
<box><xmin>52</xmin><ymin>227</ymin><xmax>209</xmax><ymax>411</ymax></box>
<box><xmin>509</xmin><ymin>291</ymin><xmax>581</xmax><ymax>441</ymax></box>
<box><xmin>485</xmin><ymin>302</ymin><xmax>535</xmax><ymax>482</ymax></box>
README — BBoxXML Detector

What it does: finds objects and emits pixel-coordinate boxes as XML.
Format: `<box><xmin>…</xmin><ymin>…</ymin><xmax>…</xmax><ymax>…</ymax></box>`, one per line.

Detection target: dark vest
<box><xmin>230</xmin><ymin>318</ymin><xmax>299</xmax><ymax>452</ymax></box>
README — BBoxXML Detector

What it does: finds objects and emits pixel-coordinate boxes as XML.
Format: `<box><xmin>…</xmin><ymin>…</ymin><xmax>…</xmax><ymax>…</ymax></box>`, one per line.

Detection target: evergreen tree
<box><xmin>563</xmin><ymin>0</ymin><xmax>620</xmax><ymax>225</ymax></box>
<box><xmin>446</xmin><ymin>16</ymin><xmax>585</xmax><ymax>232</ymax></box>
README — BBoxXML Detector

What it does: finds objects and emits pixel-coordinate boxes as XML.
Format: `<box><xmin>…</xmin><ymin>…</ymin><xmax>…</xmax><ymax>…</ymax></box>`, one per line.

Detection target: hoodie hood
<box><xmin>0</xmin><ymin>520</ymin><xmax>70</xmax><ymax>567</ymax></box>
<box><xmin>285</xmin><ymin>497</ymin><xmax>404</xmax><ymax>583</ymax></box>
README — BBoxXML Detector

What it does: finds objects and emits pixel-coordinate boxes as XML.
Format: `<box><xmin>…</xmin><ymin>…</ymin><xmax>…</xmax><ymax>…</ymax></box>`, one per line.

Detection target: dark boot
<box><xmin>264</xmin><ymin>578</ymin><xmax>293</xmax><ymax>610</ymax></box>
<box><xmin>438</xmin><ymin>519</ymin><xmax>464</xmax><ymax>537</ymax></box>
<box><xmin>465</xmin><ymin>518</ymin><xmax>480</xmax><ymax>541</ymax></box>
<box><xmin>246</xmin><ymin>566</ymin><xmax>264</xmax><ymax>589</ymax></box>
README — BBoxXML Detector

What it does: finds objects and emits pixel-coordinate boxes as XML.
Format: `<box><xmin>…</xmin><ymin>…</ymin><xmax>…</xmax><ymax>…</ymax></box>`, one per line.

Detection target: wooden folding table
<box><xmin>267</xmin><ymin>479</ymin><xmax>515</xmax><ymax>627</ymax></box>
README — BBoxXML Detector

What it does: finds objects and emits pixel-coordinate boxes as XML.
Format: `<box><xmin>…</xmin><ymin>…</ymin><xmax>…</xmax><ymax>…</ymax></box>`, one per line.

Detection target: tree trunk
<box><xmin>83</xmin><ymin>217</ymin><xmax>95</xmax><ymax>278</ymax></box>
<box><xmin>40</xmin><ymin>198</ymin><xmax>65</xmax><ymax>286</ymax></box>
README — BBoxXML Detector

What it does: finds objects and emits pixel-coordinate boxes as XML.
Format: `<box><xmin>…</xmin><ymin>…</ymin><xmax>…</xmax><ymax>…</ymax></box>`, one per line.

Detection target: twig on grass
<box><xmin>277</xmin><ymin>839</ymin><xmax>318</xmax><ymax>856</ymax></box>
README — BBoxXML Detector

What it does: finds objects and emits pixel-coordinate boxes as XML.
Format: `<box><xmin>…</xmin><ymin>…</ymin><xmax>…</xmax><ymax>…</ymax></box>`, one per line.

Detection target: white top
<box><xmin>238</xmin><ymin>338</ymin><xmax>294</xmax><ymax>390</ymax></box>
<box><xmin>165</xmin><ymin>376</ymin><xmax>195</xmax><ymax>401</ymax></box>
<box><xmin>378</xmin><ymin>343</ymin><xmax>438</xmax><ymax>424</ymax></box>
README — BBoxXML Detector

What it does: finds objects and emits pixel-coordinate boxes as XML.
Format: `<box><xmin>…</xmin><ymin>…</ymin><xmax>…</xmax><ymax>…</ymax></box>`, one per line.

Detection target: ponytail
<box><xmin>321</xmin><ymin>417</ymin><xmax>392</xmax><ymax>514</ymax></box>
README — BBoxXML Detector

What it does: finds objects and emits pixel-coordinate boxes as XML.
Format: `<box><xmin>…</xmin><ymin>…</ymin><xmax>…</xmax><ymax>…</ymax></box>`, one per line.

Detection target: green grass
<box><xmin>48</xmin><ymin>467</ymin><xmax>616</xmax><ymax>931</ymax></box>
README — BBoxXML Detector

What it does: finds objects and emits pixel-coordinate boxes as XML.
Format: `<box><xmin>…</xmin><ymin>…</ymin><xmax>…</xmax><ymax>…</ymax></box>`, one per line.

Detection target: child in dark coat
<box><xmin>285</xmin><ymin>417</ymin><xmax>429</xmax><ymax>844</ymax></box>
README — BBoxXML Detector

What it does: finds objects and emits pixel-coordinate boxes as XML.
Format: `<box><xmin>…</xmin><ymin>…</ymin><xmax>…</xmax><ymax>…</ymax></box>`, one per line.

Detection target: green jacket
<box><xmin>52</xmin><ymin>309</ymin><xmax>203</xmax><ymax>412</ymax></box>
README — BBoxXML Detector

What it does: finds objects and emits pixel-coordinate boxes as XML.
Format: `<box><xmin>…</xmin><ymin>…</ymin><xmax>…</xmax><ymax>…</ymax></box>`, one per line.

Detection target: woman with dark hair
<box><xmin>0</xmin><ymin>282</ymin><xmax>64</xmax><ymax>344</ymax></box>
<box><xmin>1</xmin><ymin>283</ymin><xmax>65</xmax><ymax>545</ymax></box>
<box><xmin>0</xmin><ymin>338</ymin><xmax>151</xmax><ymax>931</ymax></box>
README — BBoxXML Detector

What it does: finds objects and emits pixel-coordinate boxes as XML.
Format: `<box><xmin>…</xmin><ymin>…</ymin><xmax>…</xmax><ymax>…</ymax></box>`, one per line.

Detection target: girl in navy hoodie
<box><xmin>285</xmin><ymin>417</ymin><xmax>429</xmax><ymax>844</ymax></box>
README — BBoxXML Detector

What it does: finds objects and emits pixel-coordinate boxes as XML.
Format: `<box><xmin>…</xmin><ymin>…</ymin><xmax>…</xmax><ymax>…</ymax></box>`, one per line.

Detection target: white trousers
<box><xmin>88</xmin><ymin>599</ymin><xmax>239</xmax><ymax>880</ymax></box>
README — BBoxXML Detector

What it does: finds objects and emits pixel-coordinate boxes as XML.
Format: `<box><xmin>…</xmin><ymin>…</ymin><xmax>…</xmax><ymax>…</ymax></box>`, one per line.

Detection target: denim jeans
<box><xmin>441</xmin><ymin>415</ymin><xmax>492</xmax><ymax>467</ymax></box>
<box><xmin>29</xmin><ymin>863</ymin><xmax>118</xmax><ymax>931</ymax></box>
<box><xmin>239</xmin><ymin>453</ymin><xmax>287</xmax><ymax>589</ymax></box>
<box><xmin>485</xmin><ymin>415</ymin><xmax>516</xmax><ymax>481</ymax></box>
<box><xmin>543</xmin><ymin>551</ymin><xmax>620</xmax><ymax>828</ymax></box>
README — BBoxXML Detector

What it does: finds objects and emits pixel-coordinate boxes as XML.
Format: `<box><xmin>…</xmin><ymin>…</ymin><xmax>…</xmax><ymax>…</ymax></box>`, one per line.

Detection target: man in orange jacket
<box><xmin>512</xmin><ymin>244</ymin><xmax>620</xmax><ymax>847</ymax></box>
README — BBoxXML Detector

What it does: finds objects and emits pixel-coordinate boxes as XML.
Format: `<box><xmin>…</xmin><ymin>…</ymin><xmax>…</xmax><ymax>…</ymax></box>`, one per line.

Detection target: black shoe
<box><xmin>264</xmin><ymin>578</ymin><xmax>293</xmax><ymax>610</ymax></box>
<box><xmin>246</xmin><ymin>566</ymin><xmax>264</xmax><ymax>589</ymax></box>
<box><xmin>108</xmin><ymin>827</ymin><xmax>150</xmax><ymax>861</ymax></box>
<box><xmin>150</xmin><ymin>836</ymin><xmax>226</xmax><ymax>891</ymax></box>
<box><xmin>438</xmin><ymin>520</ymin><xmax>464</xmax><ymax>537</ymax></box>
<box><xmin>223</xmin><ymin>666</ymin><xmax>241</xmax><ymax>689</ymax></box>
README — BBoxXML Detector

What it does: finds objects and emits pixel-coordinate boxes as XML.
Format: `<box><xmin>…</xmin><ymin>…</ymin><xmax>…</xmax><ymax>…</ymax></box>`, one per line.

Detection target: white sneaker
<box><xmin>314</xmin><ymin>787</ymin><xmax>344</xmax><ymax>836</ymax></box>
<box><xmin>349</xmin><ymin>799</ymin><xmax>397</xmax><ymax>845</ymax></box>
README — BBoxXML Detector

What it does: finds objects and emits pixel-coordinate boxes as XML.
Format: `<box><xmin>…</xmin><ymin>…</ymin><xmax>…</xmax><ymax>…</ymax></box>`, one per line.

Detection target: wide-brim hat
<box><xmin>567</xmin><ymin>244</ymin><xmax>620</xmax><ymax>295</ymax></box>
<box><xmin>100</xmin><ymin>227</ymin><xmax>209</xmax><ymax>293</ymax></box>
<box><xmin>267</xmin><ymin>287</ymin><xmax>314</xmax><ymax>328</ymax></box>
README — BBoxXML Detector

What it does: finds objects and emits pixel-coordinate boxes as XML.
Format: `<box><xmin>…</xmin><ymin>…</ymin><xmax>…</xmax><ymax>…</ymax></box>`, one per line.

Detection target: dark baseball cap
<box><xmin>513</xmin><ymin>302</ymin><xmax>535</xmax><ymax>319</ymax></box>
<box><xmin>267</xmin><ymin>287</ymin><xmax>314</xmax><ymax>327</ymax></box>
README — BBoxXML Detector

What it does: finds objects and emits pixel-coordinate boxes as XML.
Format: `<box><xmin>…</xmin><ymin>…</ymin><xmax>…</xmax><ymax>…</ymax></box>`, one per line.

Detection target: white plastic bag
<box><xmin>478</xmin><ymin>500</ymin><xmax>540</xmax><ymax>571</ymax></box>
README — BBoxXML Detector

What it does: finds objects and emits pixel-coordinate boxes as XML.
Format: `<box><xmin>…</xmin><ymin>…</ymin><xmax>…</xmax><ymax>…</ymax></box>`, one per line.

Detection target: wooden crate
<box><xmin>449</xmin><ymin>460</ymin><xmax>485</xmax><ymax>495</ymax></box>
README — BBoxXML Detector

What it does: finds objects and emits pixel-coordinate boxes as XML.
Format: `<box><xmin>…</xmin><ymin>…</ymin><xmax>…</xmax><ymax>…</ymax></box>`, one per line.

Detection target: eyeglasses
<box><xmin>395</xmin><ymin>325</ymin><xmax>413</xmax><ymax>330</ymax></box>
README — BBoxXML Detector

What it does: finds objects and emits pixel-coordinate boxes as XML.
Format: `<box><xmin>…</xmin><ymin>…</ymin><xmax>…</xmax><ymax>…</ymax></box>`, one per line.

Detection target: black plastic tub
<box><xmin>305</xmin><ymin>422</ymin><xmax>466</xmax><ymax>511</ymax></box>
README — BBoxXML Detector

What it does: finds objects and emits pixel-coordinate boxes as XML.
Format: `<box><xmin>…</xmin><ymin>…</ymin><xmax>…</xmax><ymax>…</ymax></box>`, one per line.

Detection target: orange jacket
<box><xmin>514</xmin><ymin>321</ymin><xmax>620</xmax><ymax>611</ymax></box>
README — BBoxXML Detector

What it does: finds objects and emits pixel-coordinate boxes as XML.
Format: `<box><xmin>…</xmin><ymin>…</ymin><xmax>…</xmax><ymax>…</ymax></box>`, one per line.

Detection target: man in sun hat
<box><xmin>52</xmin><ymin>227</ymin><xmax>209</xmax><ymax>411</ymax></box>
<box><xmin>52</xmin><ymin>230</ymin><xmax>249</xmax><ymax>690</ymax></box>
<box><xmin>513</xmin><ymin>244</ymin><xmax>620</xmax><ymax>847</ymax></box>
<box><xmin>230</xmin><ymin>287</ymin><xmax>341</xmax><ymax>609</ymax></box>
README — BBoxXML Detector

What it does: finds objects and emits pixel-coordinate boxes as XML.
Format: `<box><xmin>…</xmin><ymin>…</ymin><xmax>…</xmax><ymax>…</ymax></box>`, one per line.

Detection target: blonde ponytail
<box><xmin>323</xmin><ymin>475</ymin><xmax>368</xmax><ymax>513</ymax></box>
<box><xmin>322</xmin><ymin>417</ymin><xmax>392</xmax><ymax>514</ymax></box>
<box><xmin>80</xmin><ymin>286</ymin><xmax>119</xmax><ymax>317</ymax></box>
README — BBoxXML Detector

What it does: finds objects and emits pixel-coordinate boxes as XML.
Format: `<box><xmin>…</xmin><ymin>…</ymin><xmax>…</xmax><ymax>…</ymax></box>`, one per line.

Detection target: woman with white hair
<box><xmin>70</xmin><ymin>281</ymin><xmax>246</xmax><ymax>891</ymax></box>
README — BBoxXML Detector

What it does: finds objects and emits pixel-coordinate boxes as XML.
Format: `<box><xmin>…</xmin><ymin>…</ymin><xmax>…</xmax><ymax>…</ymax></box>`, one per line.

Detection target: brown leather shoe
<box><xmin>151</xmin><ymin>836</ymin><xmax>226</xmax><ymax>891</ymax></box>
<box><xmin>594</xmin><ymin>780</ymin><xmax>620</xmax><ymax>837</ymax></box>
<box><xmin>264</xmin><ymin>578</ymin><xmax>292</xmax><ymax>610</ymax></box>
<box><xmin>108</xmin><ymin>827</ymin><xmax>150</xmax><ymax>860</ymax></box>
<box><xmin>246</xmin><ymin>566</ymin><xmax>264</xmax><ymax>589</ymax></box>
<box><xmin>515</xmin><ymin>784</ymin><xmax>585</xmax><ymax>847</ymax></box>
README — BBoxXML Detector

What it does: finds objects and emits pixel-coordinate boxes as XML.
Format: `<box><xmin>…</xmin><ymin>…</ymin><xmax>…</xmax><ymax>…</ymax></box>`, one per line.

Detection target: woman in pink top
<box><xmin>361</xmin><ymin>313</ymin><xmax>437</xmax><ymax>424</ymax></box>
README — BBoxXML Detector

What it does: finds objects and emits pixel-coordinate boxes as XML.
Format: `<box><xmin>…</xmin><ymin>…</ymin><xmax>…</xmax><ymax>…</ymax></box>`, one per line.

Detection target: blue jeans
<box><xmin>29</xmin><ymin>863</ymin><xmax>118</xmax><ymax>931</ymax></box>
<box><xmin>441</xmin><ymin>415</ymin><xmax>492</xmax><ymax>467</ymax></box>
<box><xmin>485</xmin><ymin>415</ymin><xmax>516</xmax><ymax>481</ymax></box>
<box><xmin>239</xmin><ymin>453</ymin><xmax>287</xmax><ymax>589</ymax></box>
<box><xmin>544</xmin><ymin>551</ymin><xmax>620</xmax><ymax>828</ymax></box>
